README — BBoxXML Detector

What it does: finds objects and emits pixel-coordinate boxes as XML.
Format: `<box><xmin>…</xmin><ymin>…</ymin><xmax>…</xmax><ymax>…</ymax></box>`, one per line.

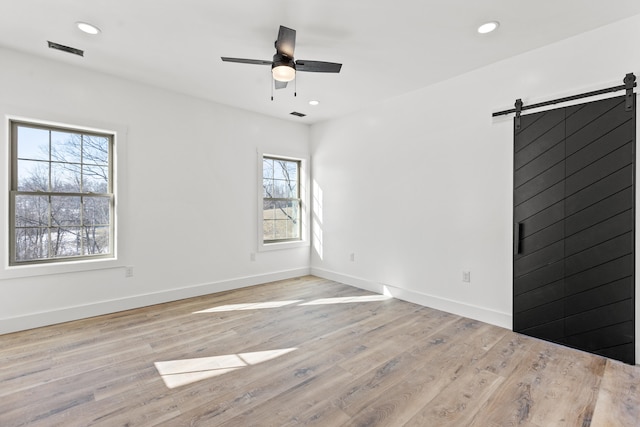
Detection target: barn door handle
<box><xmin>515</xmin><ymin>222</ymin><xmax>523</xmax><ymax>254</ymax></box>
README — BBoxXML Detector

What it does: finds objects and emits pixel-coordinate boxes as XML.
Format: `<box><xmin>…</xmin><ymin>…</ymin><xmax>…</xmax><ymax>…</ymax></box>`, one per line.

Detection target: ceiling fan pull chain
<box><xmin>294</xmin><ymin>76</ymin><xmax>297</xmax><ymax>97</ymax></box>
<box><xmin>271</xmin><ymin>74</ymin><xmax>274</xmax><ymax>101</ymax></box>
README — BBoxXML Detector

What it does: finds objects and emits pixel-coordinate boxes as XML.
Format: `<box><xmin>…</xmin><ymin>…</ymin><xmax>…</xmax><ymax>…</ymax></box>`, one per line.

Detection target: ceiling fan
<box><xmin>221</xmin><ymin>25</ymin><xmax>342</xmax><ymax>90</ymax></box>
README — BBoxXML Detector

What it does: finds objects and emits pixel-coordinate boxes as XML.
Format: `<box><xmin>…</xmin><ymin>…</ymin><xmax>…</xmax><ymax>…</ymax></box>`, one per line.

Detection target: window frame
<box><xmin>257</xmin><ymin>151</ymin><xmax>309</xmax><ymax>252</ymax></box>
<box><xmin>9</xmin><ymin>120</ymin><xmax>115</xmax><ymax>266</ymax></box>
<box><xmin>1</xmin><ymin>112</ymin><xmax>127</xmax><ymax>279</ymax></box>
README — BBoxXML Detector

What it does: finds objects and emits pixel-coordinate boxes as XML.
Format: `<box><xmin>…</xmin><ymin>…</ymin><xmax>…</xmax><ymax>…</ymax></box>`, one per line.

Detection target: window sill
<box><xmin>258</xmin><ymin>239</ymin><xmax>309</xmax><ymax>252</ymax></box>
<box><xmin>0</xmin><ymin>257</ymin><xmax>124</xmax><ymax>280</ymax></box>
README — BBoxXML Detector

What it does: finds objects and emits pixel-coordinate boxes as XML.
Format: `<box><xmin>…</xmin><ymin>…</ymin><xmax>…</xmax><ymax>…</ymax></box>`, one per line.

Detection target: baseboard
<box><xmin>0</xmin><ymin>267</ymin><xmax>310</xmax><ymax>335</ymax></box>
<box><xmin>311</xmin><ymin>267</ymin><xmax>512</xmax><ymax>330</ymax></box>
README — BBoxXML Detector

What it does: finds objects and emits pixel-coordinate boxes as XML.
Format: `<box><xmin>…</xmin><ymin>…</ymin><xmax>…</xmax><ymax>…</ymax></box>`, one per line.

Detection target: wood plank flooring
<box><xmin>1</xmin><ymin>275</ymin><xmax>639</xmax><ymax>426</ymax></box>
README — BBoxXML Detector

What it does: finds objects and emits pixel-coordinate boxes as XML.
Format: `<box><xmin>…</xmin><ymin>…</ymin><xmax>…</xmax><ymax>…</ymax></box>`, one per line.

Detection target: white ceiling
<box><xmin>2</xmin><ymin>1</ymin><xmax>640</xmax><ymax>124</ymax></box>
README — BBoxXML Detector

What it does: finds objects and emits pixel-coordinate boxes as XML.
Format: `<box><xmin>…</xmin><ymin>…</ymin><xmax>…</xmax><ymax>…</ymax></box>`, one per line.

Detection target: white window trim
<box><xmin>257</xmin><ymin>150</ymin><xmax>310</xmax><ymax>252</ymax></box>
<box><xmin>0</xmin><ymin>109</ymin><xmax>129</xmax><ymax>279</ymax></box>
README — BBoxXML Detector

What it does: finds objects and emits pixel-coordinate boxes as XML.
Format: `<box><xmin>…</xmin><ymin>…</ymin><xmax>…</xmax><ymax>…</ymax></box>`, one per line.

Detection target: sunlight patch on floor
<box><xmin>193</xmin><ymin>295</ymin><xmax>393</xmax><ymax>314</ymax></box>
<box><xmin>300</xmin><ymin>295</ymin><xmax>392</xmax><ymax>305</ymax></box>
<box><xmin>155</xmin><ymin>348</ymin><xmax>298</xmax><ymax>389</ymax></box>
<box><xmin>193</xmin><ymin>300</ymin><xmax>303</xmax><ymax>313</ymax></box>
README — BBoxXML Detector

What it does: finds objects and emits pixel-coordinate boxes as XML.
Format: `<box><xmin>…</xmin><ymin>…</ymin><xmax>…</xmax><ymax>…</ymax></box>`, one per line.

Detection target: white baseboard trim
<box><xmin>0</xmin><ymin>267</ymin><xmax>311</xmax><ymax>335</ymax></box>
<box><xmin>311</xmin><ymin>267</ymin><xmax>512</xmax><ymax>330</ymax></box>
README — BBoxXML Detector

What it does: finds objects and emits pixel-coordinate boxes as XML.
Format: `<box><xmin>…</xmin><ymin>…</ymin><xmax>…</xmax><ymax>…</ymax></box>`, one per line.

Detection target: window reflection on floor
<box><xmin>155</xmin><ymin>348</ymin><xmax>298</xmax><ymax>389</ymax></box>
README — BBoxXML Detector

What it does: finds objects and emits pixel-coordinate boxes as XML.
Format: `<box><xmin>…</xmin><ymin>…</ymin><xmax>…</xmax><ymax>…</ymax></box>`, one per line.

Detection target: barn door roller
<box><xmin>625</xmin><ymin>72</ymin><xmax>636</xmax><ymax>111</ymax></box>
<box><xmin>514</xmin><ymin>98</ymin><xmax>523</xmax><ymax>131</ymax></box>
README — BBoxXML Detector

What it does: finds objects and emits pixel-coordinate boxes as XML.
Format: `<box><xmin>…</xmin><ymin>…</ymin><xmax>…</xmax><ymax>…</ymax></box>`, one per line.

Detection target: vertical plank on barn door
<box><xmin>563</xmin><ymin>96</ymin><xmax>635</xmax><ymax>363</ymax></box>
<box><xmin>513</xmin><ymin>94</ymin><xmax>635</xmax><ymax>364</ymax></box>
<box><xmin>513</xmin><ymin>107</ymin><xmax>567</xmax><ymax>343</ymax></box>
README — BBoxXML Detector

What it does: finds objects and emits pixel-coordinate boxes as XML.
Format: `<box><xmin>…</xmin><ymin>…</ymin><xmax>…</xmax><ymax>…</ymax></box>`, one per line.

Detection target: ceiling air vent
<box><xmin>47</xmin><ymin>41</ymin><xmax>84</xmax><ymax>57</ymax></box>
<box><xmin>290</xmin><ymin>111</ymin><xmax>306</xmax><ymax>117</ymax></box>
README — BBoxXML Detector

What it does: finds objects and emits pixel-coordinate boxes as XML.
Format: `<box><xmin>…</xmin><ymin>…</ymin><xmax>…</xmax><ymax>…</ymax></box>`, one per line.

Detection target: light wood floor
<box><xmin>1</xmin><ymin>276</ymin><xmax>639</xmax><ymax>426</ymax></box>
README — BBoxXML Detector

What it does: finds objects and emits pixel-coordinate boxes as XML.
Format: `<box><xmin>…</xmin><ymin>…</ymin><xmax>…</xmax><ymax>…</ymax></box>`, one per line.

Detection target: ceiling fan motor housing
<box><xmin>272</xmin><ymin>53</ymin><xmax>295</xmax><ymax>70</ymax></box>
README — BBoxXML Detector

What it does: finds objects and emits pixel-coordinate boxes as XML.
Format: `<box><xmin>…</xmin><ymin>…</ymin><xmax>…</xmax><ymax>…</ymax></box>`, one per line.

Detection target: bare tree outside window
<box><xmin>10</xmin><ymin>122</ymin><xmax>114</xmax><ymax>265</ymax></box>
<box><xmin>262</xmin><ymin>157</ymin><xmax>301</xmax><ymax>242</ymax></box>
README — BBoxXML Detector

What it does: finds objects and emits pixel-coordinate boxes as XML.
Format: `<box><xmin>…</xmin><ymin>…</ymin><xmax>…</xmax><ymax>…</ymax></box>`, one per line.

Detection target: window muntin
<box><xmin>262</xmin><ymin>156</ymin><xmax>301</xmax><ymax>243</ymax></box>
<box><xmin>10</xmin><ymin>121</ymin><xmax>114</xmax><ymax>265</ymax></box>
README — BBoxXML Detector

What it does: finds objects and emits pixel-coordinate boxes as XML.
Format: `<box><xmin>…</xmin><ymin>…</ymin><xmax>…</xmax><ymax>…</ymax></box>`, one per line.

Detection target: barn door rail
<box><xmin>493</xmin><ymin>72</ymin><xmax>636</xmax><ymax>130</ymax></box>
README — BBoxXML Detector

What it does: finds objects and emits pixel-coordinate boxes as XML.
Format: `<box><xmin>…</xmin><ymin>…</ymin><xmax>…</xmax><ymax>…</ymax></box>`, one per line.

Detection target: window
<box><xmin>262</xmin><ymin>156</ymin><xmax>301</xmax><ymax>243</ymax></box>
<box><xmin>9</xmin><ymin>120</ymin><xmax>114</xmax><ymax>265</ymax></box>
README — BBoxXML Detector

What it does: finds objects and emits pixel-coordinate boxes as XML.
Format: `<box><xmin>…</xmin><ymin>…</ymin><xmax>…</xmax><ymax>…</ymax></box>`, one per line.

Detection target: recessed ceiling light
<box><xmin>76</xmin><ymin>22</ymin><xmax>101</xmax><ymax>35</ymax></box>
<box><xmin>477</xmin><ymin>21</ymin><xmax>499</xmax><ymax>34</ymax></box>
<box><xmin>309</xmin><ymin>100</ymin><xmax>319</xmax><ymax>106</ymax></box>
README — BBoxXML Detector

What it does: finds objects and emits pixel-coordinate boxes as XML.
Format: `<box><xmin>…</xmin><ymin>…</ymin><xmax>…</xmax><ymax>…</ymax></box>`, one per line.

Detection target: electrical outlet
<box><xmin>462</xmin><ymin>271</ymin><xmax>471</xmax><ymax>283</ymax></box>
<box><xmin>250</xmin><ymin>252</ymin><xmax>256</xmax><ymax>262</ymax></box>
<box><xmin>350</xmin><ymin>253</ymin><xmax>355</xmax><ymax>262</ymax></box>
<box><xmin>125</xmin><ymin>266</ymin><xmax>134</xmax><ymax>278</ymax></box>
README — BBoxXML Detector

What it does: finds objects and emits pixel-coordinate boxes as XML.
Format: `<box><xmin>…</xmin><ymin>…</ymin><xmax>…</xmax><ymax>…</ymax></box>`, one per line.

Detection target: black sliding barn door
<box><xmin>513</xmin><ymin>94</ymin><xmax>635</xmax><ymax>364</ymax></box>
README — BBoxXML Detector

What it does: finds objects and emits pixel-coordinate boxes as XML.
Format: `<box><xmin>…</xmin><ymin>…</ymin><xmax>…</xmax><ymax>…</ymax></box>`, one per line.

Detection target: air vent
<box><xmin>290</xmin><ymin>111</ymin><xmax>306</xmax><ymax>117</ymax></box>
<box><xmin>47</xmin><ymin>41</ymin><xmax>84</xmax><ymax>57</ymax></box>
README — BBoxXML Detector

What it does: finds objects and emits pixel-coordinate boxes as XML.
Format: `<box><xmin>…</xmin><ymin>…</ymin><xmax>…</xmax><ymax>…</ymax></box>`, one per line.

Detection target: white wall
<box><xmin>310</xmin><ymin>10</ymin><xmax>640</xmax><ymax>359</ymax></box>
<box><xmin>0</xmin><ymin>47</ymin><xmax>310</xmax><ymax>334</ymax></box>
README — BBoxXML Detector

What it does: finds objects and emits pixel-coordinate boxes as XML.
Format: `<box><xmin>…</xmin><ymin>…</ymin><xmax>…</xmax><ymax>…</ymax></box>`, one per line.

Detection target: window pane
<box><xmin>83</xmin><ymin>136</ymin><xmax>109</xmax><ymax>165</ymax></box>
<box><xmin>263</xmin><ymin>220</ymin><xmax>275</xmax><ymax>241</ymax></box>
<box><xmin>17</xmin><ymin>126</ymin><xmax>49</xmax><ymax>160</ymax></box>
<box><xmin>83</xmin><ymin>226</ymin><xmax>110</xmax><ymax>255</ymax></box>
<box><xmin>51</xmin><ymin>227</ymin><xmax>81</xmax><ymax>257</ymax></box>
<box><xmin>263</xmin><ymin>158</ymin><xmax>274</xmax><ymax>179</ymax></box>
<box><xmin>288</xmin><ymin>181</ymin><xmax>298</xmax><ymax>198</ymax></box>
<box><xmin>15</xmin><ymin>195</ymin><xmax>49</xmax><ymax>227</ymax></box>
<box><xmin>286</xmin><ymin>162</ymin><xmax>298</xmax><ymax>180</ymax></box>
<box><xmin>263</xmin><ymin>199</ymin><xmax>276</xmax><ymax>219</ymax></box>
<box><xmin>51</xmin><ymin>196</ymin><xmax>81</xmax><ymax>226</ymax></box>
<box><xmin>284</xmin><ymin>216</ymin><xmax>299</xmax><ymax>239</ymax></box>
<box><xmin>272</xmin><ymin>200</ymin><xmax>287</xmax><ymax>219</ymax></box>
<box><xmin>15</xmin><ymin>228</ymin><xmax>50</xmax><ymax>261</ymax></box>
<box><xmin>83</xmin><ymin>197</ymin><xmax>110</xmax><ymax>225</ymax></box>
<box><xmin>51</xmin><ymin>131</ymin><xmax>82</xmax><ymax>164</ymax></box>
<box><xmin>83</xmin><ymin>165</ymin><xmax>109</xmax><ymax>192</ymax></box>
<box><xmin>17</xmin><ymin>160</ymin><xmax>49</xmax><ymax>191</ymax></box>
<box><xmin>272</xmin><ymin>179</ymin><xmax>286</xmax><ymax>198</ymax></box>
<box><xmin>272</xmin><ymin>220</ymin><xmax>290</xmax><ymax>240</ymax></box>
<box><xmin>273</xmin><ymin>160</ymin><xmax>288</xmax><ymax>180</ymax></box>
<box><xmin>51</xmin><ymin>162</ymin><xmax>81</xmax><ymax>192</ymax></box>
<box><xmin>263</xmin><ymin>178</ymin><xmax>274</xmax><ymax>198</ymax></box>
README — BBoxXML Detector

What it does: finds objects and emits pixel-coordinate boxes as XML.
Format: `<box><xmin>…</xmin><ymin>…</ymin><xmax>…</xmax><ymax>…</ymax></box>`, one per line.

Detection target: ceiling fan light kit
<box><xmin>272</xmin><ymin>65</ymin><xmax>295</xmax><ymax>82</ymax></box>
<box><xmin>222</xmin><ymin>25</ymin><xmax>342</xmax><ymax>95</ymax></box>
<box><xmin>272</xmin><ymin>53</ymin><xmax>296</xmax><ymax>82</ymax></box>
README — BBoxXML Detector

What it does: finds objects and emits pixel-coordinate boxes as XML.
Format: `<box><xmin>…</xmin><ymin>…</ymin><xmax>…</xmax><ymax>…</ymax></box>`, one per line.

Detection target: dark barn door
<box><xmin>513</xmin><ymin>95</ymin><xmax>635</xmax><ymax>364</ymax></box>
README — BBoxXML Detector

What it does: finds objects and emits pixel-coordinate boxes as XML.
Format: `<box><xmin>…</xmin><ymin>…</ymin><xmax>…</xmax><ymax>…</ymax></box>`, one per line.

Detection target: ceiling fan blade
<box><xmin>275</xmin><ymin>26</ymin><xmax>296</xmax><ymax>58</ymax></box>
<box><xmin>221</xmin><ymin>57</ymin><xmax>272</xmax><ymax>66</ymax></box>
<box><xmin>274</xmin><ymin>80</ymin><xmax>288</xmax><ymax>90</ymax></box>
<box><xmin>295</xmin><ymin>60</ymin><xmax>342</xmax><ymax>73</ymax></box>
